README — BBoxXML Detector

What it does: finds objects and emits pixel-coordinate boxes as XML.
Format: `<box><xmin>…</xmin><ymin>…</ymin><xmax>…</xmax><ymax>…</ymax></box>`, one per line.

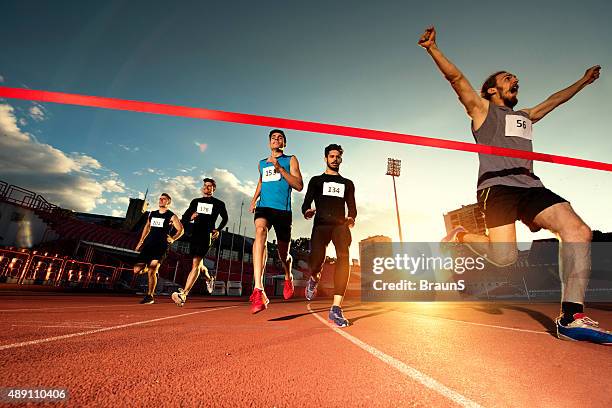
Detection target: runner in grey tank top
<box><xmin>474</xmin><ymin>104</ymin><xmax>544</xmax><ymax>191</ymax></box>
<box><xmin>419</xmin><ymin>26</ymin><xmax>610</xmax><ymax>344</ymax></box>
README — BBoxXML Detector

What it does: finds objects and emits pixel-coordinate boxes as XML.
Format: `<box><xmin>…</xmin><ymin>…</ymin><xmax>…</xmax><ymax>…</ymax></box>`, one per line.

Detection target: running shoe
<box><xmin>441</xmin><ymin>225</ymin><xmax>467</xmax><ymax>243</ymax></box>
<box><xmin>139</xmin><ymin>294</ymin><xmax>154</xmax><ymax>304</ymax></box>
<box><xmin>555</xmin><ymin>313</ymin><xmax>612</xmax><ymax>344</ymax></box>
<box><xmin>283</xmin><ymin>278</ymin><xmax>294</xmax><ymax>300</ymax></box>
<box><xmin>171</xmin><ymin>288</ymin><xmax>187</xmax><ymax>307</ymax></box>
<box><xmin>328</xmin><ymin>306</ymin><xmax>349</xmax><ymax>327</ymax></box>
<box><xmin>206</xmin><ymin>276</ymin><xmax>215</xmax><ymax>294</ymax></box>
<box><xmin>305</xmin><ymin>276</ymin><xmax>318</xmax><ymax>301</ymax></box>
<box><xmin>250</xmin><ymin>288</ymin><xmax>269</xmax><ymax>314</ymax></box>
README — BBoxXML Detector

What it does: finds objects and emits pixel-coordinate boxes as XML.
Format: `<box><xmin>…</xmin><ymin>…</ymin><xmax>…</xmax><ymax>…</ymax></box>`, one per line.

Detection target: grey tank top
<box><xmin>472</xmin><ymin>104</ymin><xmax>544</xmax><ymax>191</ymax></box>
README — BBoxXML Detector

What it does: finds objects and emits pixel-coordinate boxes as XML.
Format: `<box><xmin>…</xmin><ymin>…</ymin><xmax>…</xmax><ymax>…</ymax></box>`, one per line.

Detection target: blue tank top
<box><xmin>258</xmin><ymin>154</ymin><xmax>293</xmax><ymax>211</ymax></box>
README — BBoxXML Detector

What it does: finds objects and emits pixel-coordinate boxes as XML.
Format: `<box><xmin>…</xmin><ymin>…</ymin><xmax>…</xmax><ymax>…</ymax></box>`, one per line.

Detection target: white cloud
<box><xmin>0</xmin><ymin>102</ymin><xmax>110</xmax><ymax>211</ymax></box>
<box><xmin>101</xmin><ymin>179</ymin><xmax>125</xmax><ymax>193</ymax></box>
<box><xmin>119</xmin><ymin>144</ymin><xmax>140</xmax><ymax>152</ymax></box>
<box><xmin>28</xmin><ymin>104</ymin><xmax>46</xmax><ymax>122</ymax></box>
<box><xmin>112</xmin><ymin>196</ymin><xmax>130</xmax><ymax>205</ymax></box>
<box><xmin>96</xmin><ymin>198</ymin><xmax>108</xmax><ymax>205</ymax></box>
<box><xmin>111</xmin><ymin>209</ymin><xmax>124</xmax><ymax>217</ymax></box>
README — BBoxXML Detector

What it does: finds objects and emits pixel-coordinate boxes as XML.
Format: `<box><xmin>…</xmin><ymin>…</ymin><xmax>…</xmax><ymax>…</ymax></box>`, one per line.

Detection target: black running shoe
<box><xmin>139</xmin><ymin>295</ymin><xmax>154</xmax><ymax>304</ymax></box>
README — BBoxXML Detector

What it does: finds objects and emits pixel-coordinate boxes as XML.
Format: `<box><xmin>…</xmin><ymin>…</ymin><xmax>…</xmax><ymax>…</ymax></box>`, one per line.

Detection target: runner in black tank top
<box><xmin>134</xmin><ymin>193</ymin><xmax>184</xmax><ymax>304</ymax></box>
<box><xmin>302</xmin><ymin>144</ymin><xmax>356</xmax><ymax>327</ymax></box>
<box><xmin>172</xmin><ymin>178</ymin><xmax>229</xmax><ymax>307</ymax></box>
<box><xmin>419</xmin><ymin>26</ymin><xmax>610</xmax><ymax>344</ymax></box>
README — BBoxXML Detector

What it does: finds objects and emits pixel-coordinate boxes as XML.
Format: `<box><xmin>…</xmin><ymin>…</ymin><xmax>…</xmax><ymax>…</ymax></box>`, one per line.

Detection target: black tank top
<box><xmin>146</xmin><ymin>209</ymin><xmax>175</xmax><ymax>244</ymax></box>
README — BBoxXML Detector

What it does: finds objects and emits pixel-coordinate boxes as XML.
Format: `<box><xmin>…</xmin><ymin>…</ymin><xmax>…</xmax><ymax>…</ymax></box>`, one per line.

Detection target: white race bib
<box><xmin>505</xmin><ymin>115</ymin><xmax>532</xmax><ymax>140</ymax></box>
<box><xmin>150</xmin><ymin>217</ymin><xmax>165</xmax><ymax>228</ymax></box>
<box><xmin>197</xmin><ymin>202</ymin><xmax>213</xmax><ymax>215</ymax></box>
<box><xmin>323</xmin><ymin>182</ymin><xmax>345</xmax><ymax>198</ymax></box>
<box><xmin>262</xmin><ymin>166</ymin><xmax>281</xmax><ymax>182</ymax></box>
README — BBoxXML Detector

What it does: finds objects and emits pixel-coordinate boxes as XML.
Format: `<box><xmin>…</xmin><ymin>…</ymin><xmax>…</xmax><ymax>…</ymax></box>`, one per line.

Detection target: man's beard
<box><xmin>327</xmin><ymin>162</ymin><xmax>340</xmax><ymax>171</ymax></box>
<box><xmin>504</xmin><ymin>94</ymin><xmax>518</xmax><ymax>108</ymax></box>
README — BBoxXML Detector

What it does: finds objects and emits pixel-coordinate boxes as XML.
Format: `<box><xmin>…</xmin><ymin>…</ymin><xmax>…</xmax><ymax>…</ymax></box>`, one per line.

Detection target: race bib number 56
<box><xmin>505</xmin><ymin>114</ymin><xmax>532</xmax><ymax>140</ymax></box>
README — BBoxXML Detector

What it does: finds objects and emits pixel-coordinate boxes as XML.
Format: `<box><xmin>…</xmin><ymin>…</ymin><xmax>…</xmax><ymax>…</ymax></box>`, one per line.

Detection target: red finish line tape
<box><xmin>1</xmin><ymin>86</ymin><xmax>611</xmax><ymax>172</ymax></box>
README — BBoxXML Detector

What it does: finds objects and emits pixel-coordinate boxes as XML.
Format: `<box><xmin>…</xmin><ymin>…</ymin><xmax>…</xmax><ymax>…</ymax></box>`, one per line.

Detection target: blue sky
<box><xmin>1</xmin><ymin>1</ymin><xmax>611</xmax><ymax>257</ymax></box>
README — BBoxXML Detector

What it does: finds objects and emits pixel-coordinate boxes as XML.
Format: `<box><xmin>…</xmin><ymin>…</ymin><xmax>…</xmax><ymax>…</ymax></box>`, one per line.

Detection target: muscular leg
<box><xmin>331</xmin><ymin>225</ymin><xmax>352</xmax><ymax>307</ymax></box>
<box><xmin>147</xmin><ymin>260</ymin><xmax>160</xmax><ymax>296</ymax></box>
<box><xmin>461</xmin><ymin>224</ymin><xmax>519</xmax><ymax>267</ymax></box>
<box><xmin>276</xmin><ymin>240</ymin><xmax>292</xmax><ymax>280</ymax></box>
<box><xmin>533</xmin><ymin>202</ymin><xmax>592</xmax><ymax>304</ymax></box>
<box><xmin>309</xmin><ymin>225</ymin><xmax>332</xmax><ymax>282</ymax></box>
<box><xmin>183</xmin><ymin>256</ymin><xmax>204</xmax><ymax>295</ymax></box>
<box><xmin>133</xmin><ymin>263</ymin><xmax>147</xmax><ymax>275</ymax></box>
<box><xmin>253</xmin><ymin>218</ymin><xmax>269</xmax><ymax>290</ymax></box>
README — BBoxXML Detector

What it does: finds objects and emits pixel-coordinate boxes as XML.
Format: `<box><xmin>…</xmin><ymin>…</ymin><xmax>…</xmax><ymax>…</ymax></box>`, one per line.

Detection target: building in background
<box><xmin>443</xmin><ymin>203</ymin><xmax>486</xmax><ymax>235</ymax></box>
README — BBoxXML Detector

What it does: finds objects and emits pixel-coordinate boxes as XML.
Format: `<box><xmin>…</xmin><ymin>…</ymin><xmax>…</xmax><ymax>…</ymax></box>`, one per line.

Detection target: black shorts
<box><xmin>477</xmin><ymin>185</ymin><xmax>567</xmax><ymax>232</ymax></box>
<box><xmin>254</xmin><ymin>207</ymin><xmax>292</xmax><ymax>243</ymax></box>
<box><xmin>137</xmin><ymin>241</ymin><xmax>169</xmax><ymax>264</ymax></box>
<box><xmin>190</xmin><ymin>233</ymin><xmax>212</xmax><ymax>257</ymax></box>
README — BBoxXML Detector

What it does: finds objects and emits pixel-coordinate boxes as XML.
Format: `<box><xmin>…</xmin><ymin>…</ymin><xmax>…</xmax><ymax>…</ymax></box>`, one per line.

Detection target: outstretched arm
<box><xmin>521</xmin><ymin>66</ymin><xmax>601</xmax><ymax>124</ymax></box>
<box><xmin>418</xmin><ymin>26</ymin><xmax>488</xmax><ymax>128</ymax></box>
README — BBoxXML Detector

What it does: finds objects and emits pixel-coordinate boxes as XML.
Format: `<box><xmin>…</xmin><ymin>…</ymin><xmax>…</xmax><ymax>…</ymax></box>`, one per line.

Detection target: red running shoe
<box><xmin>250</xmin><ymin>288</ymin><xmax>269</xmax><ymax>314</ymax></box>
<box><xmin>283</xmin><ymin>278</ymin><xmax>295</xmax><ymax>300</ymax></box>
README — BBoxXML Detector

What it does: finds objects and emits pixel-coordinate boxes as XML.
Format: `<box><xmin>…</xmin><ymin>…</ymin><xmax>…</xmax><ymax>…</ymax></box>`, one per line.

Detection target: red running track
<box><xmin>0</xmin><ymin>293</ymin><xmax>610</xmax><ymax>407</ymax></box>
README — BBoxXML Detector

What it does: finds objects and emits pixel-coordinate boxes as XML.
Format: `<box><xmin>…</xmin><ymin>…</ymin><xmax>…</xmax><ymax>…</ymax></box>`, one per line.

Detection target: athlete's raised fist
<box><xmin>267</xmin><ymin>155</ymin><xmax>281</xmax><ymax>171</ymax></box>
<box><xmin>583</xmin><ymin>65</ymin><xmax>601</xmax><ymax>85</ymax></box>
<box><xmin>304</xmin><ymin>208</ymin><xmax>316</xmax><ymax>220</ymax></box>
<box><xmin>418</xmin><ymin>26</ymin><xmax>436</xmax><ymax>50</ymax></box>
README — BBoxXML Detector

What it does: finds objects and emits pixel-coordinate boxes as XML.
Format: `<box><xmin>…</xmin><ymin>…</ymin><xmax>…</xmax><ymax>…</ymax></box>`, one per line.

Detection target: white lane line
<box><xmin>0</xmin><ymin>305</ymin><xmax>237</xmax><ymax>351</ymax></box>
<box><xmin>307</xmin><ymin>304</ymin><xmax>483</xmax><ymax>408</ymax></box>
<box><xmin>405</xmin><ymin>312</ymin><xmax>549</xmax><ymax>335</ymax></box>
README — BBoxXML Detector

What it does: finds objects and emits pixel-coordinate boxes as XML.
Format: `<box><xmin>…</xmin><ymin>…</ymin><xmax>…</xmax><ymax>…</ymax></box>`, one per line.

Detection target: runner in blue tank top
<box><xmin>248</xmin><ymin>129</ymin><xmax>303</xmax><ymax>314</ymax></box>
<box><xmin>419</xmin><ymin>26</ymin><xmax>610</xmax><ymax>344</ymax></box>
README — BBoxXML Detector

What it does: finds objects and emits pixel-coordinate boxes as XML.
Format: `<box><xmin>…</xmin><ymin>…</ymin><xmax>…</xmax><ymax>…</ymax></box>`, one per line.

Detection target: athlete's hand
<box><xmin>167</xmin><ymin>236</ymin><xmax>175</xmax><ymax>244</ymax></box>
<box><xmin>418</xmin><ymin>26</ymin><xmax>436</xmax><ymax>50</ymax></box>
<box><xmin>346</xmin><ymin>217</ymin><xmax>355</xmax><ymax>228</ymax></box>
<box><xmin>249</xmin><ymin>201</ymin><xmax>257</xmax><ymax>213</ymax></box>
<box><xmin>267</xmin><ymin>155</ymin><xmax>281</xmax><ymax>171</ymax></box>
<box><xmin>190</xmin><ymin>212</ymin><xmax>199</xmax><ymax>221</ymax></box>
<box><xmin>304</xmin><ymin>209</ymin><xmax>316</xmax><ymax>220</ymax></box>
<box><xmin>583</xmin><ymin>65</ymin><xmax>601</xmax><ymax>85</ymax></box>
<box><xmin>211</xmin><ymin>229</ymin><xmax>220</xmax><ymax>240</ymax></box>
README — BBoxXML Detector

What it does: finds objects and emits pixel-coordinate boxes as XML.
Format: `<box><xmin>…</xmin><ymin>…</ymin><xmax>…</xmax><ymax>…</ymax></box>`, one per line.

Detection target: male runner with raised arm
<box><xmin>171</xmin><ymin>178</ymin><xmax>228</xmax><ymax>306</ymax></box>
<box><xmin>302</xmin><ymin>144</ymin><xmax>356</xmax><ymax>327</ymax></box>
<box><xmin>249</xmin><ymin>129</ymin><xmax>303</xmax><ymax>314</ymax></box>
<box><xmin>135</xmin><ymin>193</ymin><xmax>183</xmax><ymax>304</ymax></box>
<box><xmin>419</xmin><ymin>26</ymin><xmax>610</xmax><ymax>344</ymax></box>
